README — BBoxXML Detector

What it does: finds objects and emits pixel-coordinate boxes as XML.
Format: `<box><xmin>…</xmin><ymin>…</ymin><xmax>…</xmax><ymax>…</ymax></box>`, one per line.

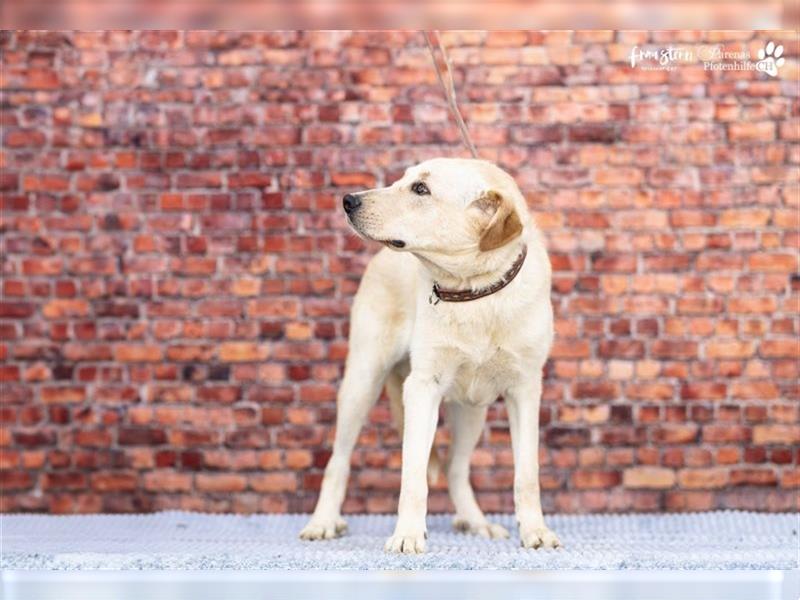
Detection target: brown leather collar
<box><xmin>430</xmin><ymin>245</ymin><xmax>528</xmax><ymax>304</ymax></box>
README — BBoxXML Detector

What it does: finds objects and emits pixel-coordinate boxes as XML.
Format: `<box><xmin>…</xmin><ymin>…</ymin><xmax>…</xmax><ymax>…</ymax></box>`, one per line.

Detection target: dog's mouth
<box><xmin>346</xmin><ymin>217</ymin><xmax>405</xmax><ymax>249</ymax></box>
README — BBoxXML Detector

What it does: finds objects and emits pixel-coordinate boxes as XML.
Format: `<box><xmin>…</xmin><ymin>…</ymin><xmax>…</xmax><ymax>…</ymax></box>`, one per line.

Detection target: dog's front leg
<box><xmin>506</xmin><ymin>375</ymin><xmax>561</xmax><ymax>549</ymax></box>
<box><xmin>385</xmin><ymin>373</ymin><xmax>445</xmax><ymax>554</ymax></box>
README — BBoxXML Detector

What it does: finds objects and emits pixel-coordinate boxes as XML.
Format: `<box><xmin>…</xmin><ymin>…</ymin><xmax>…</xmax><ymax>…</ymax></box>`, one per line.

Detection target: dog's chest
<box><xmin>445</xmin><ymin>346</ymin><xmax>517</xmax><ymax>406</ymax></box>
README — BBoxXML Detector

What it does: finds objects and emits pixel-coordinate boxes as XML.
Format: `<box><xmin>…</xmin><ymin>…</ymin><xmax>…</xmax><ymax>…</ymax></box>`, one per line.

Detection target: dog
<box><xmin>299</xmin><ymin>158</ymin><xmax>560</xmax><ymax>553</ymax></box>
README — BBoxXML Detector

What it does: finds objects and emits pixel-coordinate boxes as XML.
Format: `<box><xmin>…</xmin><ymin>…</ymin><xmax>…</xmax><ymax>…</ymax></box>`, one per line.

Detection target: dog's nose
<box><xmin>342</xmin><ymin>193</ymin><xmax>361</xmax><ymax>214</ymax></box>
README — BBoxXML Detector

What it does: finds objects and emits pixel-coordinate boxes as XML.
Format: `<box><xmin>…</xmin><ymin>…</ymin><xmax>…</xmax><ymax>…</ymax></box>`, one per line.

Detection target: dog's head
<box><xmin>343</xmin><ymin>158</ymin><xmax>527</xmax><ymax>259</ymax></box>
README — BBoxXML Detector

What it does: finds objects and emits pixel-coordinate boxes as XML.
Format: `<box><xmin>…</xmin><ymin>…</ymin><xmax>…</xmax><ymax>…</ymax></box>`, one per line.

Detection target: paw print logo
<box><xmin>756</xmin><ymin>41</ymin><xmax>785</xmax><ymax>77</ymax></box>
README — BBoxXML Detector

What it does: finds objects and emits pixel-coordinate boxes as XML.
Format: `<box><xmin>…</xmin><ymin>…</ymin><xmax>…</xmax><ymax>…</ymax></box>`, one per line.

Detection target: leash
<box><xmin>422</xmin><ymin>31</ymin><xmax>478</xmax><ymax>159</ymax></box>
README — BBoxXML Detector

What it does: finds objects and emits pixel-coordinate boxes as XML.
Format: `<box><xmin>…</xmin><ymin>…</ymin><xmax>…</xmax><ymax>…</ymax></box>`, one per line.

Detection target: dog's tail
<box><xmin>386</xmin><ymin>368</ymin><xmax>444</xmax><ymax>487</ymax></box>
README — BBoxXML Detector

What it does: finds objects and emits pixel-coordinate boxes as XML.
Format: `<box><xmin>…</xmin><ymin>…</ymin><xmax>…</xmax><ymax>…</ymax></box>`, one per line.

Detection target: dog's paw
<box><xmin>453</xmin><ymin>517</ymin><xmax>510</xmax><ymax>539</ymax></box>
<box><xmin>385</xmin><ymin>529</ymin><xmax>427</xmax><ymax>554</ymax></box>
<box><xmin>519</xmin><ymin>525</ymin><xmax>561</xmax><ymax>549</ymax></box>
<box><xmin>299</xmin><ymin>516</ymin><xmax>347</xmax><ymax>541</ymax></box>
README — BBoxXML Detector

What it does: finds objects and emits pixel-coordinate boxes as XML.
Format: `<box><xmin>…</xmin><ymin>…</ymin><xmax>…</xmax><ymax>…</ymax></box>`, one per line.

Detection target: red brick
<box><xmin>651</xmin><ymin>341</ymin><xmax>698</xmax><ymax>359</ymax></box>
<box><xmin>748</xmin><ymin>253</ymin><xmax>798</xmax><ymax>272</ymax></box>
<box><xmin>250</xmin><ymin>473</ymin><xmax>297</xmax><ymax>493</ymax></box>
<box><xmin>196</xmin><ymin>473</ymin><xmax>247</xmax><ymax>492</ymax></box>
<box><xmin>571</xmin><ymin>469</ymin><xmax>621</xmax><ymax>489</ymax></box>
<box><xmin>1</xmin><ymin>471</ymin><xmax>34</xmax><ymax>490</ymax></box>
<box><xmin>228</xmin><ymin>172</ymin><xmax>272</xmax><ymax>189</ymax></box>
<box><xmin>114</xmin><ymin>345</ymin><xmax>164</xmax><ymax>362</ymax></box>
<box><xmin>42</xmin><ymin>472</ymin><xmax>87</xmax><ymax>490</ymax></box>
<box><xmin>545</xmin><ymin>427</ymin><xmax>590</xmax><ymax>447</ymax></box>
<box><xmin>118</xmin><ymin>428</ymin><xmax>167</xmax><ymax>446</ymax></box>
<box><xmin>41</xmin><ymin>299</ymin><xmax>90</xmax><ymax>319</ymax></box>
<box><xmin>623</xmin><ymin>467</ymin><xmax>675</xmax><ymax>489</ymax></box>
<box><xmin>753</xmin><ymin>425</ymin><xmax>799</xmax><ymax>445</ymax></box>
<box><xmin>0</xmin><ymin>302</ymin><xmax>36</xmax><ymax>318</ymax></box>
<box><xmin>653</xmin><ymin>425</ymin><xmax>699</xmax><ymax>444</ymax></box>
<box><xmin>74</xmin><ymin>430</ymin><xmax>112</xmax><ymax>447</ymax></box>
<box><xmin>41</xmin><ymin>386</ymin><xmax>85</xmax><ymax>404</ymax></box>
<box><xmin>247</xmin><ymin>299</ymin><xmax>299</xmax><ymax>318</ymax></box>
<box><xmin>665</xmin><ymin>491</ymin><xmax>714</xmax><ymax>511</ymax></box>
<box><xmin>91</xmin><ymin>472</ymin><xmax>137</xmax><ymax>492</ymax></box>
<box><xmin>703</xmin><ymin>425</ymin><xmax>750</xmax><ymax>443</ymax></box>
<box><xmin>759</xmin><ymin>339</ymin><xmax>799</xmax><ymax>358</ymax></box>
<box><xmin>680</xmin><ymin>382</ymin><xmax>727</xmax><ymax>401</ymax></box>
<box><xmin>728</xmin><ymin>122</ymin><xmax>775</xmax><ymax>141</ymax></box>
<box><xmin>599</xmin><ymin>340</ymin><xmax>644</xmax><ymax>359</ymax></box>
<box><xmin>143</xmin><ymin>471</ymin><xmax>193</xmax><ymax>492</ymax></box>
<box><xmin>218</xmin><ymin>343</ymin><xmax>269</xmax><ymax>363</ymax></box>
<box><xmin>550</xmin><ymin>339</ymin><xmax>590</xmax><ymax>359</ymax></box>
<box><xmin>781</xmin><ymin>470</ymin><xmax>800</xmax><ymax>488</ymax></box>
<box><xmin>729</xmin><ymin>469</ymin><xmax>778</xmax><ymax>487</ymax></box>
<box><xmin>678</xmin><ymin>468</ymin><xmax>729</xmax><ymax>489</ymax></box>
<box><xmin>706</xmin><ymin>340</ymin><xmax>755</xmax><ymax>359</ymax></box>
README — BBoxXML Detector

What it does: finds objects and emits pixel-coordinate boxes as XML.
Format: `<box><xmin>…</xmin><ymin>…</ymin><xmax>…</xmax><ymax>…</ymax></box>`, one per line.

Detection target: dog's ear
<box><xmin>472</xmin><ymin>190</ymin><xmax>523</xmax><ymax>251</ymax></box>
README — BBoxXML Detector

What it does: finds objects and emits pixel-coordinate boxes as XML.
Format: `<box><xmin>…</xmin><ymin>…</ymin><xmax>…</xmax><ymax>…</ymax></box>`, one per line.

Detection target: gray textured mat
<box><xmin>1</xmin><ymin>511</ymin><xmax>798</xmax><ymax>570</ymax></box>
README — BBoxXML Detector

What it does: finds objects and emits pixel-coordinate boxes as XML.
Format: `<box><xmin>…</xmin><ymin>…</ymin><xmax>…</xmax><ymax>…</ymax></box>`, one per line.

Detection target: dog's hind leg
<box><xmin>446</xmin><ymin>403</ymin><xmax>509</xmax><ymax>539</ymax></box>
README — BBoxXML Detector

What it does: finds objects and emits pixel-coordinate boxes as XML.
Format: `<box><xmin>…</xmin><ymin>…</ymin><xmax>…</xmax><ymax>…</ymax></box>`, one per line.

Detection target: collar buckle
<box><xmin>429</xmin><ymin>284</ymin><xmax>442</xmax><ymax>306</ymax></box>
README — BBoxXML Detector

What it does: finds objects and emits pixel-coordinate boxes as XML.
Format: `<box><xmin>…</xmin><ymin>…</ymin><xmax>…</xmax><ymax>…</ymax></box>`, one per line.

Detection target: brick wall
<box><xmin>1</xmin><ymin>30</ymin><xmax>798</xmax><ymax>515</ymax></box>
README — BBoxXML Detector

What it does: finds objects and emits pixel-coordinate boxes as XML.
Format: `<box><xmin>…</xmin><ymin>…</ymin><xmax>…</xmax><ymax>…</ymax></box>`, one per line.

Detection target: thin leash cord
<box><xmin>422</xmin><ymin>31</ymin><xmax>479</xmax><ymax>159</ymax></box>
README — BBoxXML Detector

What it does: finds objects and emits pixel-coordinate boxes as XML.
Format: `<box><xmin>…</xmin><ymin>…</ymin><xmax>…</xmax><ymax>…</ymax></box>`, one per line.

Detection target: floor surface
<box><xmin>2</xmin><ymin>510</ymin><xmax>797</xmax><ymax>570</ymax></box>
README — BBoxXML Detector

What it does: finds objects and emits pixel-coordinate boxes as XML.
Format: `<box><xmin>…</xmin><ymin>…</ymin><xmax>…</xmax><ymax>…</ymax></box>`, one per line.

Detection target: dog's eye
<box><xmin>411</xmin><ymin>181</ymin><xmax>430</xmax><ymax>196</ymax></box>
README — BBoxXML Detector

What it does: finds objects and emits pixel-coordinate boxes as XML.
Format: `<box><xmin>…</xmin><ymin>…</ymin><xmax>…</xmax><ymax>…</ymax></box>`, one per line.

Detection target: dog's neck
<box><xmin>414</xmin><ymin>237</ymin><xmax>528</xmax><ymax>294</ymax></box>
